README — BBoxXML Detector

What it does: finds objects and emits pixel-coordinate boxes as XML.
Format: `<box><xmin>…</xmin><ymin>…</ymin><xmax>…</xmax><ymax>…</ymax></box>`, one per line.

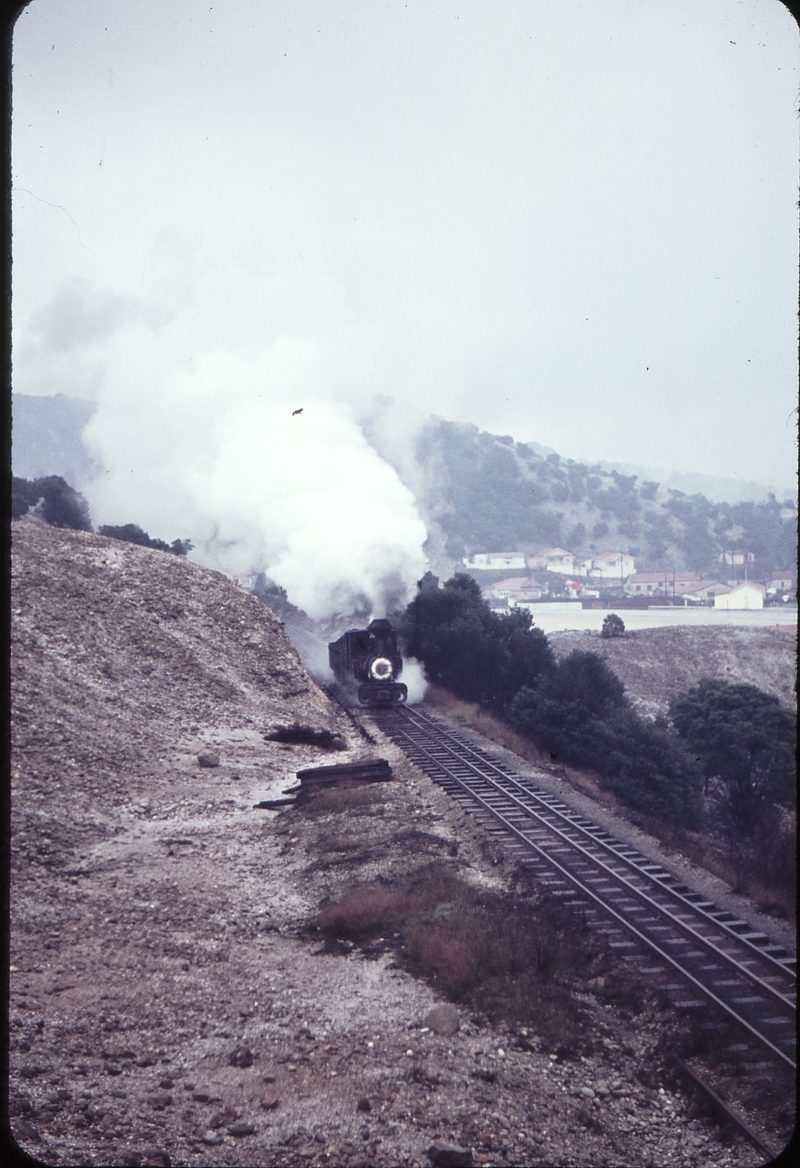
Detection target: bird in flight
<box><xmin>292</xmin><ymin>408</ymin><xmax>303</xmax><ymax>416</ymax></box>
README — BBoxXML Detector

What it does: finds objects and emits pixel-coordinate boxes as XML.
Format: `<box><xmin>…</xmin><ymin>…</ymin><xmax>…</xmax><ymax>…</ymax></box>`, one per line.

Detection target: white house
<box><xmin>718</xmin><ymin>549</ymin><xmax>755</xmax><ymax>567</ymax></box>
<box><xmin>580</xmin><ymin>551</ymin><xmax>636</xmax><ymax>581</ymax></box>
<box><xmin>527</xmin><ymin>547</ymin><xmax>575</xmax><ymax>575</ymax></box>
<box><xmin>463</xmin><ymin>551</ymin><xmax>526</xmax><ymax>571</ymax></box>
<box><xmin>713</xmin><ymin>582</ymin><xmax>765</xmax><ymax>610</ymax></box>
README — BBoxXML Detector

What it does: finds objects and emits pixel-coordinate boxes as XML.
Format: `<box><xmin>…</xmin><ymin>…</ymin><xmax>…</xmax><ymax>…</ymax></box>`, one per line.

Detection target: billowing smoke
<box><xmin>23</xmin><ymin>240</ymin><xmax>429</xmax><ymax>620</ymax></box>
<box><xmin>401</xmin><ymin>657</ymin><xmax>428</xmax><ymax>705</ymax></box>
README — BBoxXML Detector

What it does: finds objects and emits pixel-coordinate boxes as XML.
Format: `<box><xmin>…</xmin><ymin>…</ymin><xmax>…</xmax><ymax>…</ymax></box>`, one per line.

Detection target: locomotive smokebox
<box><xmin>328</xmin><ymin>618</ymin><xmax>408</xmax><ymax>707</ymax></box>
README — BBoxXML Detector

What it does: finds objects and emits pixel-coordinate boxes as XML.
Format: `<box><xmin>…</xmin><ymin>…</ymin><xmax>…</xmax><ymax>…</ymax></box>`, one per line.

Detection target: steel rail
<box><xmin>672</xmin><ymin>1059</ymin><xmax>779</xmax><ymax>1163</ymax></box>
<box><xmin>396</xmin><ymin>711</ymin><xmax>795</xmax><ymax>1017</ymax></box>
<box><xmin>404</xmin><ymin>708</ymin><xmax>795</xmax><ymax>985</ymax></box>
<box><xmin>378</xmin><ymin>708</ymin><xmax>796</xmax><ymax>1072</ymax></box>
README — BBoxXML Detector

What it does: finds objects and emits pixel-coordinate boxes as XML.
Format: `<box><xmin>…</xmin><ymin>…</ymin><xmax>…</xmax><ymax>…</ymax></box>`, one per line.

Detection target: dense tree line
<box><xmin>401</xmin><ymin>576</ymin><xmax>796</xmax><ymax>856</ymax></box>
<box><xmin>399</xmin><ymin>572</ymin><xmax>554</xmax><ymax>713</ymax></box>
<box><xmin>508</xmin><ymin>654</ymin><xmax>702</xmax><ymax>828</ymax></box>
<box><xmin>12</xmin><ymin>476</ymin><xmax>192</xmax><ymax>556</ymax></box>
<box><xmin>97</xmin><ymin>524</ymin><xmax>193</xmax><ymax>557</ymax></box>
<box><xmin>401</xmin><ymin>573</ymin><xmax>704</xmax><ymax>827</ymax></box>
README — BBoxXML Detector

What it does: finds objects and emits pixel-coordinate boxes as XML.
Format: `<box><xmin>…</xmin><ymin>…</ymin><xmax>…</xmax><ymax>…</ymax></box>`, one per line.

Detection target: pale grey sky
<box><xmin>12</xmin><ymin>0</ymin><xmax>799</xmax><ymax>494</ymax></box>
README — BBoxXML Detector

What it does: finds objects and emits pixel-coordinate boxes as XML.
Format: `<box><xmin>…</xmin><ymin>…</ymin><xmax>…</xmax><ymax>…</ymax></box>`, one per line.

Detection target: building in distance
<box><xmin>713</xmin><ymin>582</ymin><xmax>766</xmax><ymax>610</ymax></box>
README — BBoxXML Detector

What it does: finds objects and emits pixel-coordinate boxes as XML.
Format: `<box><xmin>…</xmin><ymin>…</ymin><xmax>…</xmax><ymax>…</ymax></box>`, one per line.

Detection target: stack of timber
<box><xmin>255</xmin><ymin>758</ymin><xmax>392</xmax><ymax>810</ymax></box>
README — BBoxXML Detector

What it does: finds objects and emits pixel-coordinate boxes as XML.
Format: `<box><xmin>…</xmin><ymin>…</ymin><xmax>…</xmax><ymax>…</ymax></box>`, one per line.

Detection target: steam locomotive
<box><xmin>328</xmin><ymin>618</ymin><xmax>408</xmax><ymax>707</ymax></box>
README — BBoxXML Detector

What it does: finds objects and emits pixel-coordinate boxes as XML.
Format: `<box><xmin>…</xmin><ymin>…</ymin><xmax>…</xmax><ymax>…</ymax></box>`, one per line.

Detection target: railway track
<box><xmin>373</xmin><ymin>704</ymin><xmax>796</xmax><ymax>1075</ymax></box>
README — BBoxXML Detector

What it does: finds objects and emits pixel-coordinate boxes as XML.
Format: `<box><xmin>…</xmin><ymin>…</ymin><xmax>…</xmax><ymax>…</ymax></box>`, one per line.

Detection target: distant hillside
<box><xmin>11</xmin><ymin>394</ymin><xmax>797</xmax><ymax>587</ymax></box>
<box><xmin>411</xmin><ymin>419</ymin><xmax>797</xmax><ymax>582</ymax></box>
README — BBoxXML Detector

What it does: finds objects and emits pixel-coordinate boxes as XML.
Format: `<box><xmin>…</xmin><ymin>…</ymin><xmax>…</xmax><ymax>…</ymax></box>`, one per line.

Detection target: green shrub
<box><xmin>400</xmin><ymin>572</ymin><xmax>554</xmax><ymax>713</ymax></box>
<box><xmin>509</xmin><ymin>652</ymin><xmax>703</xmax><ymax>828</ymax></box>
<box><xmin>600</xmin><ymin>613</ymin><xmax>625</xmax><ymax>638</ymax></box>
<box><xmin>12</xmin><ymin>475</ymin><xmax>92</xmax><ymax>530</ymax></box>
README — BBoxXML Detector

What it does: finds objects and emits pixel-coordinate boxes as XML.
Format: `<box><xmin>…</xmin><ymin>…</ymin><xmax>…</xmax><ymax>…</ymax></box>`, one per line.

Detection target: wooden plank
<box><xmin>296</xmin><ymin>759</ymin><xmax>392</xmax><ymax>784</ymax></box>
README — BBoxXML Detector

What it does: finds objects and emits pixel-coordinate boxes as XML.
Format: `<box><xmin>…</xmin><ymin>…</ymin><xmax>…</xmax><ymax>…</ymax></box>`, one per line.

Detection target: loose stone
<box><xmin>426</xmin><ymin>1141</ymin><xmax>474</xmax><ymax>1168</ymax></box>
<box><xmin>227</xmin><ymin>1121</ymin><xmax>256</xmax><ymax>1136</ymax></box>
<box><xmin>260</xmin><ymin>1094</ymin><xmax>280</xmax><ymax>1110</ymax></box>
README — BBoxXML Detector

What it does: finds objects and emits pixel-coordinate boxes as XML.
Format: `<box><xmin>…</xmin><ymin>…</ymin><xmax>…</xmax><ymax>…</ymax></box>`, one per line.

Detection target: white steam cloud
<box><xmin>401</xmin><ymin>657</ymin><xmax>428</xmax><ymax>705</ymax></box>
<box><xmin>26</xmin><ymin>238</ymin><xmax>429</xmax><ymax>619</ymax></box>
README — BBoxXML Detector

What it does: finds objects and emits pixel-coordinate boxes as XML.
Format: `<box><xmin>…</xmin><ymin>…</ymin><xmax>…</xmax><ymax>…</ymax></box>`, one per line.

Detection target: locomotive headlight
<box><xmin>368</xmin><ymin>656</ymin><xmax>393</xmax><ymax>681</ymax></box>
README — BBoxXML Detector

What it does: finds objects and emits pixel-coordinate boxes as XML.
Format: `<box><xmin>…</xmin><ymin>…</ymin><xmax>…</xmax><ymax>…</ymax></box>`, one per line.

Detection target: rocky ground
<box><xmin>547</xmin><ymin>626</ymin><xmax>796</xmax><ymax>720</ymax></box>
<box><xmin>8</xmin><ymin>518</ymin><xmax>793</xmax><ymax>1167</ymax></box>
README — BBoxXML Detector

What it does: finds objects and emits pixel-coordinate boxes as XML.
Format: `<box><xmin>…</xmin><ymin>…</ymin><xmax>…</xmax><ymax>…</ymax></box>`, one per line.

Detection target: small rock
<box><xmin>227</xmin><ymin>1122</ymin><xmax>256</xmax><ymax>1137</ymax></box>
<box><xmin>198</xmin><ymin>750</ymin><xmax>220</xmax><ymax>768</ymax></box>
<box><xmin>262</xmin><ymin>1072</ymin><xmax>277</xmax><ymax>1083</ymax></box>
<box><xmin>202</xmin><ymin>1131</ymin><xmax>222</xmax><ymax>1146</ymax></box>
<box><xmin>159</xmin><ymin>1077</ymin><xmax>175</xmax><ymax>1088</ymax></box>
<box><xmin>426</xmin><ymin>1142</ymin><xmax>473</xmax><ymax>1168</ymax></box>
<box><xmin>146</xmin><ymin>1091</ymin><xmax>173</xmax><ymax>1109</ymax></box>
<box><xmin>120</xmin><ymin>1155</ymin><xmax>142</xmax><ymax>1167</ymax></box>
<box><xmin>138</xmin><ymin>1057</ymin><xmax>157</xmax><ymax>1068</ymax></box>
<box><xmin>192</xmin><ymin>1091</ymin><xmax>210</xmax><ymax>1103</ymax></box>
<box><xmin>106</xmin><ymin>1064</ymin><xmax>123</xmax><ymax>1076</ymax></box>
<box><xmin>14</xmin><ymin>1119</ymin><xmax>40</xmax><ymax>1142</ymax></box>
<box><xmin>357</xmin><ymin>1098</ymin><xmax>372</xmax><ymax>1112</ymax></box>
<box><xmin>424</xmin><ymin>1004</ymin><xmax>460</xmax><ymax>1037</ymax></box>
<box><xmin>260</xmin><ymin>1094</ymin><xmax>280</xmax><ymax>1110</ymax></box>
<box><xmin>228</xmin><ymin>1045</ymin><xmax>254</xmax><ymax>1068</ymax></box>
<box><xmin>580</xmin><ymin>1087</ymin><xmax>595</xmax><ymax>1099</ymax></box>
<box><xmin>140</xmin><ymin>1149</ymin><xmax>171</xmax><ymax>1167</ymax></box>
<box><xmin>183</xmin><ymin>1082</ymin><xmax>195</xmax><ymax>1091</ymax></box>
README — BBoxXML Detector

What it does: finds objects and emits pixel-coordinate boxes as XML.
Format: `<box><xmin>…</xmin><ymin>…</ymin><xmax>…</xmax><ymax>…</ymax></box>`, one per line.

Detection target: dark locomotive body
<box><xmin>328</xmin><ymin>618</ymin><xmax>408</xmax><ymax>707</ymax></box>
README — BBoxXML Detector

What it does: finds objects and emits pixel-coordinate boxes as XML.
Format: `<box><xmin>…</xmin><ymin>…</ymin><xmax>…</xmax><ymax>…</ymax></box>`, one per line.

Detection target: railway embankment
<box><xmin>9</xmin><ymin>518</ymin><xmax>794</xmax><ymax>1167</ymax></box>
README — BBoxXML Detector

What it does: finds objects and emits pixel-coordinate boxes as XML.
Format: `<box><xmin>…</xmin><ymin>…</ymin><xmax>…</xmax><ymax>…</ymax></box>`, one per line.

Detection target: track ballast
<box><xmin>373</xmin><ymin>704</ymin><xmax>796</xmax><ymax>1073</ymax></box>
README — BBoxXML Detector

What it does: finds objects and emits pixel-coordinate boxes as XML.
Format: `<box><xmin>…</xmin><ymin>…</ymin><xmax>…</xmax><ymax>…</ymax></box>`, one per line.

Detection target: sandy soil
<box><xmin>8</xmin><ymin>518</ymin><xmax>791</xmax><ymax>1167</ymax></box>
<box><xmin>547</xmin><ymin>626</ymin><xmax>796</xmax><ymax>719</ymax></box>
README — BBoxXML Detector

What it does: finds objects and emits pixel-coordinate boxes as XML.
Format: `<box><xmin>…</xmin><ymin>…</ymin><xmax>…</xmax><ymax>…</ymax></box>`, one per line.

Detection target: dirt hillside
<box><xmin>9</xmin><ymin>518</ymin><xmax>787</xmax><ymax>1168</ymax></box>
<box><xmin>547</xmin><ymin>625</ymin><xmax>796</xmax><ymax>718</ymax></box>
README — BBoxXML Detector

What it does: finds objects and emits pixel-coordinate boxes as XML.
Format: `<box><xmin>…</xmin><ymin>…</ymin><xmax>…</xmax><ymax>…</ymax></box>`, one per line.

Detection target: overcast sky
<box><xmin>11</xmin><ymin>0</ymin><xmax>799</xmax><ymax>492</ymax></box>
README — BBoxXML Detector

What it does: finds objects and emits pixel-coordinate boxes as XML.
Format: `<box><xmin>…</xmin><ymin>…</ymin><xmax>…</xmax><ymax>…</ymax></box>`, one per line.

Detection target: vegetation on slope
<box><xmin>401</xmin><ymin>575</ymin><xmax>795</xmax><ymax>884</ymax></box>
<box><xmin>414</xmin><ymin>419</ymin><xmax>797</xmax><ymax>579</ymax></box>
<box><xmin>400</xmin><ymin>573</ymin><xmax>703</xmax><ymax>828</ymax></box>
<box><xmin>12</xmin><ymin>476</ymin><xmax>193</xmax><ymax>556</ymax></box>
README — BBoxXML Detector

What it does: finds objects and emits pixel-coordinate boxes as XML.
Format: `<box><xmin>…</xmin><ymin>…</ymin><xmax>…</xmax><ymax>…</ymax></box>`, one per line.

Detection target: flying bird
<box><xmin>292</xmin><ymin>408</ymin><xmax>303</xmax><ymax>416</ymax></box>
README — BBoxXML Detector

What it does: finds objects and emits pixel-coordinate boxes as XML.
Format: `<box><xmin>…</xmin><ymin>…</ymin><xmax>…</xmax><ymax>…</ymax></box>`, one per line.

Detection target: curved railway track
<box><xmin>373</xmin><ymin>705</ymin><xmax>796</xmax><ymax>1074</ymax></box>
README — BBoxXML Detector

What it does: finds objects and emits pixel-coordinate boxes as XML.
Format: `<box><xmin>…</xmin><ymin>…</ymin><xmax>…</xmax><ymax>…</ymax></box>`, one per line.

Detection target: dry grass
<box><xmin>317</xmin><ymin>834</ymin><xmax>365</xmax><ymax>853</ymax></box>
<box><xmin>312</xmin><ymin>863</ymin><xmax>602</xmax><ymax>1056</ymax></box>
<box><xmin>425</xmin><ymin>685</ymin><xmax>547</xmax><ymax>765</ymax></box>
<box><xmin>294</xmin><ymin>784</ymin><xmax>386</xmax><ymax>817</ymax></box>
